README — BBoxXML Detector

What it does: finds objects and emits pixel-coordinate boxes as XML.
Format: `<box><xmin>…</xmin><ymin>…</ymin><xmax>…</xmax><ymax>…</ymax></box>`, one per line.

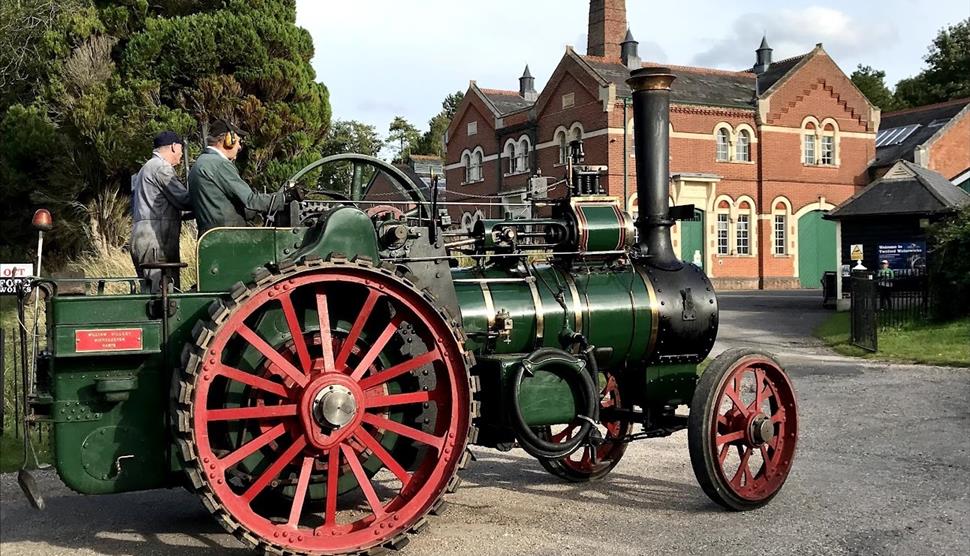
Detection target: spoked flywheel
<box><xmin>538</xmin><ymin>374</ymin><xmax>631</xmax><ymax>482</ymax></box>
<box><xmin>177</xmin><ymin>257</ymin><xmax>477</xmax><ymax>555</ymax></box>
<box><xmin>688</xmin><ymin>348</ymin><xmax>798</xmax><ymax>511</ymax></box>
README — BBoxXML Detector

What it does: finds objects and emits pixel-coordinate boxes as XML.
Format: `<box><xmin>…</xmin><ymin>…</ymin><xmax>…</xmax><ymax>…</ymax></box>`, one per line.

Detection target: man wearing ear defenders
<box><xmin>189</xmin><ymin>120</ymin><xmax>295</xmax><ymax>235</ymax></box>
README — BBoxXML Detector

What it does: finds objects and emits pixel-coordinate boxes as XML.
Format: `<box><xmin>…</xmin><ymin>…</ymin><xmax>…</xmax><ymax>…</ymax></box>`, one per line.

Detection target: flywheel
<box><xmin>176</xmin><ymin>256</ymin><xmax>477</xmax><ymax>555</ymax></box>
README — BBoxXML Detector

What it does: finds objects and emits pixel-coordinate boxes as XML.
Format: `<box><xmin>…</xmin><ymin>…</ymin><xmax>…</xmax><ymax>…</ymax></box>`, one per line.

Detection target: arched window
<box><xmin>715</xmin><ymin>199</ymin><xmax>732</xmax><ymax>255</ymax></box>
<box><xmin>736</xmin><ymin>200</ymin><xmax>752</xmax><ymax>255</ymax></box>
<box><xmin>716</xmin><ymin>128</ymin><xmax>730</xmax><ymax>161</ymax></box>
<box><xmin>820</xmin><ymin>121</ymin><xmax>838</xmax><ymax>166</ymax></box>
<box><xmin>473</xmin><ymin>151</ymin><xmax>483</xmax><ymax>181</ymax></box>
<box><xmin>461</xmin><ymin>151</ymin><xmax>471</xmax><ymax>184</ymax></box>
<box><xmin>517</xmin><ymin>137</ymin><xmax>531</xmax><ymax>173</ymax></box>
<box><xmin>736</xmin><ymin>129</ymin><xmax>751</xmax><ymax>162</ymax></box>
<box><xmin>772</xmin><ymin>199</ymin><xmax>792</xmax><ymax>256</ymax></box>
<box><xmin>556</xmin><ymin>130</ymin><xmax>568</xmax><ymax>165</ymax></box>
<box><xmin>802</xmin><ymin>119</ymin><xmax>818</xmax><ymax>165</ymax></box>
<box><xmin>504</xmin><ymin>140</ymin><xmax>517</xmax><ymax>174</ymax></box>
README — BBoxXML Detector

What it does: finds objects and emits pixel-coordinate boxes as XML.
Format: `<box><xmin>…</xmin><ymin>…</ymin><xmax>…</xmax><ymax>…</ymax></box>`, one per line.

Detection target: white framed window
<box><xmin>517</xmin><ymin>137</ymin><xmax>530</xmax><ymax>173</ymax></box>
<box><xmin>468</xmin><ymin>150</ymin><xmax>483</xmax><ymax>182</ymax></box>
<box><xmin>717</xmin><ymin>214</ymin><xmax>730</xmax><ymax>255</ymax></box>
<box><xmin>556</xmin><ymin>130</ymin><xmax>568</xmax><ymax>165</ymax></box>
<box><xmin>774</xmin><ymin>214</ymin><xmax>787</xmax><ymax>255</ymax></box>
<box><xmin>821</xmin><ymin>135</ymin><xmax>835</xmax><ymax>165</ymax></box>
<box><xmin>461</xmin><ymin>152</ymin><xmax>471</xmax><ymax>184</ymax></box>
<box><xmin>736</xmin><ymin>130</ymin><xmax>751</xmax><ymax>162</ymax></box>
<box><xmin>716</xmin><ymin>128</ymin><xmax>730</xmax><ymax>161</ymax></box>
<box><xmin>803</xmin><ymin>133</ymin><xmax>816</xmax><ymax>164</ymax></box>
<box><xmin>736</xmin><ymin>214</ymin><xmax>750</xmax><ymax>255</ymax></box>
<box><xmin>467</xmin><ymin>121</ymin><xmax>477</xmax><ymax>136</ymax></box>
<box><xmin>504</xmin><ymin>141</ymin><xmax>516</xmax><ymax>174</ymax></box>
<box><xmin>562</xmin><ymin>92</ymin><xmax>575</xmax><ymax>109</ymax></box>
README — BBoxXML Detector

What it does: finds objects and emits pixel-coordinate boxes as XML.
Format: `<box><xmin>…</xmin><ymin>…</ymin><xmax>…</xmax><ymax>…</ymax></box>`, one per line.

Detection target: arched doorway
<box><xmin>797</xmin><ymin>210</ymin><xmax>836</xmax><ymax>288</ymax></box>
<box><xmin>681</xmin><ymin>208</ymin><xmax>705</xmax><ymax>270</ymax></box>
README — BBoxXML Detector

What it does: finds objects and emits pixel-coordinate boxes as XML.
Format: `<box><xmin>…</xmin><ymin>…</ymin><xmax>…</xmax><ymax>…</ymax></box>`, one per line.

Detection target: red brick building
<box><xmin>444</xmin><ymin>0</ymin><xmax>880</xmax><ymax>289</ymax></box>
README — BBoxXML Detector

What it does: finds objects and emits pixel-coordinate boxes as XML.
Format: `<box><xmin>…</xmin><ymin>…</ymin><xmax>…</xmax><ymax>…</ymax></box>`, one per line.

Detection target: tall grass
<box><xmin>65</xmin><ymin>225</ymin><xmax>199</xmax><ymax>291</ymax></box>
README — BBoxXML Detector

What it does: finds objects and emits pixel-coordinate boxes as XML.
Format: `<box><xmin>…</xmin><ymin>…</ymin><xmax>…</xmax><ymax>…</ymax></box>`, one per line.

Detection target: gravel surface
<box><xmin>2</xmin><ymin>290</ymin><xmax>968</xmax><ymax>555</ymax></box>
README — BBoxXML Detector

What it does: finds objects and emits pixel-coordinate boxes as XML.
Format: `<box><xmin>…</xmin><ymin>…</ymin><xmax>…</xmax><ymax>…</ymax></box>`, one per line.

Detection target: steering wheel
<box><xmin>284</xmin><ymin>153</ymin><xmax>430</xmax><ymax>220</ymax></box>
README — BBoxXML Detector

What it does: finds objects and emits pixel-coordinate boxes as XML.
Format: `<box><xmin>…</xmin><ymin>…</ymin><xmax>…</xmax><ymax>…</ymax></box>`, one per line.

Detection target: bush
<box><xmin>929</xmin><ymin>205</ymin><xmax>970</xmax><ymax>319</ymax></box>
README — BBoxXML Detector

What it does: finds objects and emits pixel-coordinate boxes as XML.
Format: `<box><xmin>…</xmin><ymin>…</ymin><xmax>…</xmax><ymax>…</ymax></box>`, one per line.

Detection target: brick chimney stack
<box><xmin>588</xmin><ymin>0</ymin><xmax>628</xmax><ymax>59</ymax></box>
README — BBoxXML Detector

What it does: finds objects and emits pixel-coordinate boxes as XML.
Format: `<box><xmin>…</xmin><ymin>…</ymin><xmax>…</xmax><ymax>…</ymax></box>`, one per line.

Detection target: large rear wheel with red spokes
<box><xmin>688</xmin><ymin>348</ymin><xmax>798</xmax><ymax>511</ymax></box>
<box><xmin>176</xmin><ymin>258</ymin><xmax>476</xmax><ymax>555</ymax></box>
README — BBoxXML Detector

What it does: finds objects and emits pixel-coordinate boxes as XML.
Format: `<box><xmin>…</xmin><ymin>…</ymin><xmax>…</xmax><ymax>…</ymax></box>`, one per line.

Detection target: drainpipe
<box><xmin>623</xmin><ymin>97</ymin><xmax>629</xmax><ymax>209</ymax></box>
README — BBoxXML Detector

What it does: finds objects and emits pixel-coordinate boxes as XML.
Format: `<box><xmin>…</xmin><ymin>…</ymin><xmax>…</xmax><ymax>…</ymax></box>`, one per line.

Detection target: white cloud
<box><xmin>692</xmin><ymin>6</ymin><xmax>898</xmax><ymax>70</ymax></box>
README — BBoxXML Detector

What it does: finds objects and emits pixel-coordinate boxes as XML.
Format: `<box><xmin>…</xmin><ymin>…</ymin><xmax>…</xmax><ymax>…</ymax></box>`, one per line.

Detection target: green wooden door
<box><xmin>681</xmin><ymin>209</ymin><xmax>705</xmax><ymax>270</ymax></box>
<box><xmin>798</xmin><ymin>210</ymin><xmax>836</xmax><ymax>288</ymax></box>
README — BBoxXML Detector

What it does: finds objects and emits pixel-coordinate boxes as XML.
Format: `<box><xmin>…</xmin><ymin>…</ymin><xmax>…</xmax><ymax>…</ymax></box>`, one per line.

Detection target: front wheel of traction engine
<box><xmin>688</xmin><ymin>348</ymin><xmax>798</xmax><ymax>511</ymax></box>
<box><xmin>176</xmin><ymin>258</ymin><xmax>476</xmax><ymax>555</ymax></box>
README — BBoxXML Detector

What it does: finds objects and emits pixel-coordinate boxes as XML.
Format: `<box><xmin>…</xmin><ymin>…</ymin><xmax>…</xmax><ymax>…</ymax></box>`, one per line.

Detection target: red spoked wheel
<box><xmin>177</xmin><ymin>259</ymin><xmax>474</xmax><ymax>555</ymax></box>
<box><xmin>538</xmin><ymin>374</ymin><xmax>631</xmax><ymax>482</ymax></box>
<box><xmin>688</xmin><ymin>348</ymin><xmax>798</xmax><ymax>511</ymax></box>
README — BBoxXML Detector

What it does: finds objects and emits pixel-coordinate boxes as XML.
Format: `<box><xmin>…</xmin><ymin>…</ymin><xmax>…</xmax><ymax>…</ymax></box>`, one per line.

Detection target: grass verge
<box><xmin>0</xmin><ymin>430</ymin><xmax>52</xmax><ymax>474</ymax></box>
<box><xmin>815</xmin><ymin>312</ymin><xmax>970</xmax><ymax>367</ymax></box>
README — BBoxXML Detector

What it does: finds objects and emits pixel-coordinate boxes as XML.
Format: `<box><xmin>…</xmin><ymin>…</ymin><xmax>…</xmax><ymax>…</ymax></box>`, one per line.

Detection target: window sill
<box><xmin>461</xmin><ymin>179</ymin><xmax>485</xmax><ymax>186</ymax></box>
<box><xmin>803</xmin><ymin>163</ymin><xmax>840</xmax><ymax>168</ymax></box>
<box><xmin>772</xmin><ymin>254</ymin><xmax>791</xmax><ymax>258</ymax></box>
<box><xmin>503</xmin><ymin>170</ymin><xmax>530</xmax><ymax>177</ymax></box>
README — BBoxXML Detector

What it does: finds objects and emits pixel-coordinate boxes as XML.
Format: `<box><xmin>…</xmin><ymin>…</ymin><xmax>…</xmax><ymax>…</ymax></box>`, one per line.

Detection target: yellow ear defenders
<box><xmin>223</xmin><ymin>129</ymin><xmax>237</xmax><ymax>149</ymax></box>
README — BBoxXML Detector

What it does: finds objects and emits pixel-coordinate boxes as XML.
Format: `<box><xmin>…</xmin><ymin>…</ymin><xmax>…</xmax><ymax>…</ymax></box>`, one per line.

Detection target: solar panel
<box><xmin>875</xmin><ymin>124</ymin><xmax>920</xmax><ymax>148</ymax></box>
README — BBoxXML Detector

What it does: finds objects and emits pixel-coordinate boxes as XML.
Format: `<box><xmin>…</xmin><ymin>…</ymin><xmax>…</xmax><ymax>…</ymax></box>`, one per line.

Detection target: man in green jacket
<box><xmin>189</xmin><ymin>120</ymin><xmax>288</xmax><ymax>235</ymax></box>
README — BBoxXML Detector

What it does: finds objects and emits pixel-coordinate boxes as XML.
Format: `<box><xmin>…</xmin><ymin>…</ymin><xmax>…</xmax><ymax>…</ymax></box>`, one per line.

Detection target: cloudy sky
<box><xmin>296</xmin><ymin>0</ymin><xmax>968</xmax><ymax>135</ymax></box>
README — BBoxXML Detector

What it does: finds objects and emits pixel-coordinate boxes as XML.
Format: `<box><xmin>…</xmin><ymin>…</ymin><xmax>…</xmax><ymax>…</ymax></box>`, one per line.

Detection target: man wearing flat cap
<box><xmin>131</xmin><ymin>130</ymin><xmax>192</xmax><ymax>292</ymax></box>
<box><xmin>189</xmin><ymin>120</ymin><xmax>289</xmax><ymax>235</ymax></box>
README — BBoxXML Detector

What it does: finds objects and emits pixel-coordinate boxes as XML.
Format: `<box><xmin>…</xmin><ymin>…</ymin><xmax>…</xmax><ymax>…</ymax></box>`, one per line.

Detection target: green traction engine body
<box><xmin>33</xmin><ymin>192</ymin><xmax>715</xmax><ymax>495</ymax></box>
<box><xmin>17</xmin><ymin>68</ymin><xmax>799</xmax><ymax>555</ymax></box>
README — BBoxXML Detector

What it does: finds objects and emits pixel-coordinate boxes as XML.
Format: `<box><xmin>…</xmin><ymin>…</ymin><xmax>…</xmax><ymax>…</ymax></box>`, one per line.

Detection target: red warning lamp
<box><xmin>32</xmin><ymin>209</ymin><xmax>53</xmax><ymax>232</ymax></box>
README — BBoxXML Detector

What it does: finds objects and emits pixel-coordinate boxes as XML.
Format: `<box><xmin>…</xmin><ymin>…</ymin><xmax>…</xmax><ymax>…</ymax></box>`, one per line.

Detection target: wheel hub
<box><xmin>748</xmin><ymin>413</ymin><xmax>774</xmax><ymax>445</ymax></box>
<box><xmin>312</xmin><ymin>384</ymin><xmax>358</xmax><ymax>429</ymax></box>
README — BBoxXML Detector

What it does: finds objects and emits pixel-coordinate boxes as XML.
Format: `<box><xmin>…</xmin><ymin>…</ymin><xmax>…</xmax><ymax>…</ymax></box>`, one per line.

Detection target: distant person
<box><xmin>131</xmin><ymin>131</ymin><xmax>191</xmax><ymax>292</ymax></box>
<box><xmin>188</xmin><ymin>120</ymin><xmax>291</xmax><ymax>235</ymax></box>
<box><xmin>877</xmin><ymin>259</ymin><xmax>895</xmax><ymax>310</ymax></box>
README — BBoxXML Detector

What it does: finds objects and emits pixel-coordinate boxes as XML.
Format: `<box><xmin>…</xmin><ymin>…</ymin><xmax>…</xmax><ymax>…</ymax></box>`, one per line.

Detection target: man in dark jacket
<box><xmin>131</xmin><ymin>130</ymin><xmax>191</xmax><ymax>292</ymax></box>
<box><xmin>188</xmin><ymin>120</ymin><xmax>287</xmax><ymax>235</ymax></box>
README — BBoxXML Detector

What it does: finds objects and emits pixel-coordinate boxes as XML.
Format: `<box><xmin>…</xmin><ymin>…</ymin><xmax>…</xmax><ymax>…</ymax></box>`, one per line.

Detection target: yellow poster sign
<box><xmin>850</xmin><ymin>244</ymin><xmax>864</xmax><ymax>261</ymax></box>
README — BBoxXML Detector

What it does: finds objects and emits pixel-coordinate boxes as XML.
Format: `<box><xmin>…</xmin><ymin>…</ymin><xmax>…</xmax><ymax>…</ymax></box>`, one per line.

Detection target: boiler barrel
<box><xmin>453</xmin><ymin>263</ymin><xmax>717</xmax><ymax>368</ymax></box>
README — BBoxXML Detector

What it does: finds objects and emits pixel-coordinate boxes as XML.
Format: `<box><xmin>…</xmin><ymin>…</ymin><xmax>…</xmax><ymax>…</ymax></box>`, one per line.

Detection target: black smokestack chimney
<box><xmin>627</xmin><ymin>67</ymin><xmax>680</xmax><ymax>270</ymax></box>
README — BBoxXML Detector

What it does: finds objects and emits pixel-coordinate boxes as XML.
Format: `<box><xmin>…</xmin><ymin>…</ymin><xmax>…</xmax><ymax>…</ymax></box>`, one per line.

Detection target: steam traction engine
<box><xmin>19</xmin><ymin>68</ymin><xmax>798</xmax><ymax>554</ymax></box>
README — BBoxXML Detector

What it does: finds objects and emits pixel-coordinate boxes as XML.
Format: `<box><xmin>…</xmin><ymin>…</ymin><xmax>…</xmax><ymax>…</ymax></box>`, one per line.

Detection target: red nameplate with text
<box><xmin>75</xmin><ymin>328</ymin><xmax>144</xmax><ymax>353</ymax></box>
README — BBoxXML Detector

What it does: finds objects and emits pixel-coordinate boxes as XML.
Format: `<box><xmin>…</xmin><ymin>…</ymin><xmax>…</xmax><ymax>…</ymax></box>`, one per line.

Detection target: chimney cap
<box><xmin>758</xmin><ymin>34</ymin><xmax>770</xmax><ymax>50</ymax></box>
<box><xmin>521</xmin><ymin>65</ymin><xmax>533</xmax><ymax>79</ymax></box>
<box><xmin>627</xmin><ymin>67</ymin><xmax>676</xmax><ymax>92</ymax></box>
<box><xmin>622</xmin><ymin>28</ymin><xmax>636</xmax><ymax>44</ymax></box>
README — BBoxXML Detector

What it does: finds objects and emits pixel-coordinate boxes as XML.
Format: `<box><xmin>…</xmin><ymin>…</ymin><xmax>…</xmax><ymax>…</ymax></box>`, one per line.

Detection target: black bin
<box><xmin>821</xmin><ymin>271</ymin><xmax>837</xmax><ymax>309</ymax></box>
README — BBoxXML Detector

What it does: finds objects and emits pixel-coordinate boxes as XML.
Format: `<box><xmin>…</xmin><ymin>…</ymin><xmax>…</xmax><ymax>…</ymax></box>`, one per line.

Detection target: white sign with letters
<box><xmin>0</xmin><ymin>263</ymin><xmax>33</xmax><ymax>295</ymax></box>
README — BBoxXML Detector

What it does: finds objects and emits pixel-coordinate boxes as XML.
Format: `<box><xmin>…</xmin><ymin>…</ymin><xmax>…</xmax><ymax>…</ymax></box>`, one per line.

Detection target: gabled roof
<box><xmin>828</xmin><ymin>160</ymin><xmax>970</xmax><ymax>219</ymax></box>
<box><xmin>479</xmin><ymin>88</ymin><xmax>533</xmax><ymax>116</ymax></box>
<box><xmin>583</xmin><ymin>57</ymin><xmax>757</xmax><ymax>109</ymax></box>
<box><xmin>872</xmin><ymin>98</ymin><xmax>970</xmax><ymax>169</ymax></box>
<box><xmin>752</xmin><ymin>53</ymin><xmax>809</xmax><ymax>93</ymax></box>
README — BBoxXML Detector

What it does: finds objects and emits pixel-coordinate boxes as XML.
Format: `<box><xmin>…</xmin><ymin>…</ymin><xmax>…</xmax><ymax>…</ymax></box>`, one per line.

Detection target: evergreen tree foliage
<box><xmin>929</xmin><ymin>205</ymin><xmax>970</xmax><ymax>320</ymax></box>
<box><xmin>850</xmin><ymin>65</ymin><xmax>898</xmax><ymax>112</ymax></box>
<box><xmin>0</xmin><ymin>0</ymin><xmax>331</xmax><ymax>263</ymax></box>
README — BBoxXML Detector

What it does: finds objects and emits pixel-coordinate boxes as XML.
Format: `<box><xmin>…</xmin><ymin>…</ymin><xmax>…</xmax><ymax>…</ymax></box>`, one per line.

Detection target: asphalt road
<box><xmin>2</xmin><ymin>290</ymin><xmax>968</xmax><ymax>555</ymax></box>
